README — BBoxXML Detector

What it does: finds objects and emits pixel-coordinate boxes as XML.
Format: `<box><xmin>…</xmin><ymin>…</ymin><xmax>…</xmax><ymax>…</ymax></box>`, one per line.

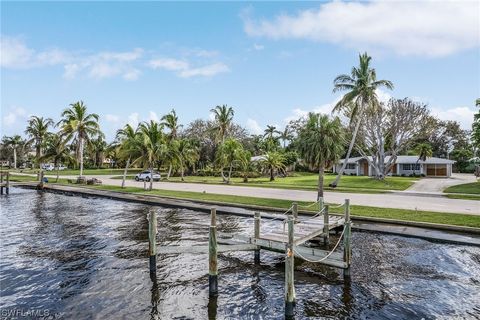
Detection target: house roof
<box><xmin>339</xmin><ymin>155</ymin><xmax>455</xmax><ymax>165</ymax></box>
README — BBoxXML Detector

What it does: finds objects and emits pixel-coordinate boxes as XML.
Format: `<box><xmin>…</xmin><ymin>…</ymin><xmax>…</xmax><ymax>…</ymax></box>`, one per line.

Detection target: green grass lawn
<box><xmin>444</xmin><ymin>182</ymin><xmax>480</xmax><ymax>195</ymax></box>
<box><xmin>112</xmin><ymin>171</ymin><xmax>416</xmax><ymax>193</ymax></box>
<box><xmin>78</xmin><ymin>184</ymin><xmax>480</xmax><ymax>228</ymax></box>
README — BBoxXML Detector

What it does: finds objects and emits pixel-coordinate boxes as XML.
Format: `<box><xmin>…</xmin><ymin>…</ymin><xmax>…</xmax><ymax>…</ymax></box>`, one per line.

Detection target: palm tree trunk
<box><xmin>181</xmin><ymin>168</ymin><xmax>185</xmax><ymax>182</ymax></box>
<box><xmin>228</xmin><ymin>162</ymin><xmax>233</xmax><ymax>184</ymax></box>
<box><xmin>149</xmin><ymin>166</ymin><xmax>153</xmax><ymax>191</ymax></box>
<box><xmin>167</xmin><ymin>164</ymin><xmax>172</xmax><ymax>180</ymax></box>
<box><xmin>331</xmin><ymin>115</ymin><xmax>362</xmax><ymax>187</ymax></box>
<box><xmin>317</xmin><ymin>164</ymin><xmax>325</xmax><ymax>200</ymax></box>
<box><xmin>121</xmin><ymin>158</ymin><xmax>130</xmax><ymax>188</ymax></box>
<box><xmin>79</xmin><ymin>137</ymin><xmax>84</xmax><ymax>177</ymax></box>
<box><xmin>220</xmin><ymin>169</ymin><xmax>227</xmax><ymax>182</ymax></box>
<box><xmin>270</xmin><ymin>166</ymin><xmax>274</xmax><ymax>181</ymax></box>
<box><xmin>13</xmin><ymin>148</ymin><xmax>17</xmax><ymax>169</ymax></box>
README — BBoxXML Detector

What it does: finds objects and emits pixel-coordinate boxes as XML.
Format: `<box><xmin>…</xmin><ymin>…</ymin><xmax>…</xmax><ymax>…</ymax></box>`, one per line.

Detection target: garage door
<box><xmin>426</xmin><ymin>164</ymin><xmax>447</xmax><ymax>176</ymax></box>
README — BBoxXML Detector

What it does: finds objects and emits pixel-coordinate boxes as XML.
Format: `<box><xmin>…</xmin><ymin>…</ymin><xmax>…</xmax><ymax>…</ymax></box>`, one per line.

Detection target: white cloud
<box><xmin>149</xmin><ymin>111</ymin><xmax>159</xmax><ymax>122</ymax></box>
<box><xmin>253</xmin><ymin>43</ymin><xmax>264</xmax><ymax>51</ymax></box>
<box><xmin>149</xmin><ymin>58</ymin><xmax>189</xmax><ymax>71</ymax></box>
<box><xmin>128</xmin><ymin>112</ymin><xmax>140</xmax><ymax>127</ymax></box>
<box><xmin>2</xmin><ymin>106</ymin><xmax>28</xmax><ymax>127</ymax></box>
<box><xmin>431</xmin><ymin>106</ymin><xmax>475</xmax><ymax>130</ymax></box>
<box><xmin>178</xmin><ymin>63</ymin><xmax>229</xmax><ymax>78</ymax></box>
<box><xmin>243</xmin><ymin>1</ymin><xmax>479</xmax><ymax>56</ymax></box>
<box><xmin>123</xmin><ymin>69</ymin><xmax>141</xmax><ymax>81</ymax></box>
<box><xmin>105</xmin><ymin>114</ymin><xmax>120</xmax><ymax>123</ymax></box>
<box><xmin>246</xmin><ymin>118</ymin><xmax>263</xmax><ymax>135</ymax></box>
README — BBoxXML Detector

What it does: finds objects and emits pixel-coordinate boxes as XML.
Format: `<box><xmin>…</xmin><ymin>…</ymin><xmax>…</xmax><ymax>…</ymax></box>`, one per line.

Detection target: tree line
<box><xmin>1</xmin><ymin>53</ymin><xmax>479</xmax><ymax>198</ymax></box>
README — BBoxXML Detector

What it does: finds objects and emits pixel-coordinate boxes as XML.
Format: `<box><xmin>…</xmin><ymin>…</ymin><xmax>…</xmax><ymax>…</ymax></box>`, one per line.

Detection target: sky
<box><xmin>1</xmin><ymin>1</ymin><xmax>479</xmax><ymax>141</ymax></box>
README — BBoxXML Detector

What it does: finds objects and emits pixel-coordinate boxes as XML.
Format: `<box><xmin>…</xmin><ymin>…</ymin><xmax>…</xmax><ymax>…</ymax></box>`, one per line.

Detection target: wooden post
<box><xmin>254</xmin><ymin>211</ymin><xmax>261</xmax><ymax>264</ymax></box>
<box><xmin>209</xmin><ymin>208</ymin><xmax>218</xmax><ymax>297</ymax></box>
<box><xmin>343</xmin><ymin>199</ymin><xmax>352</xmax><ymax>280</ymax></box>
<box><xmin>323</xmin><ymin>204</ymin><xmax>329</xmax><ymax>245</ymax></box>
<box><xmin>148</xmin><ymin>211</ymin><xmax>157</xmax><ymax>275</ymax></box>
<box><xmin>0</xmin><ymin>172</ymin><xmax>3</xmax><ymax>195</ymax></box>
<box><xmin>285</xmin><ymin>215</ymin><xmax>296</xmax><ymax>318</ymax></box>
<box><xmin>292</xmin><ymin>202</ymin><xmax>298</xmax><ymax>221</ymax></box>
<box><xmin>5</xmin><ymin>172</ymin><xmax>9</xmax><ymax>194</ymax></box>
<box><xmin>318</xmin><ymin>197</ymin><xmax>324</xmax><ymax>212</ymax></box>
<box><xmin>38</xmin><ymin>170</ymin><xmax>44</xmax><ymax>189</ymax></box>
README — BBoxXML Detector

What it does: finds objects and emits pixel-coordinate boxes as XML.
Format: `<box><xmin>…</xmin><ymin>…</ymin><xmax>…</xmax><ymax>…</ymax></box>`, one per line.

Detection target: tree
<box><xmin>263</xmin><ymin>125</ymin><xmax>281</xmax><ymax>152</ymax></box>
<box><xmin>3</xmin><ymin>135</ymin><xmax>24</xmax><ymax>169</ymax></box>
<box><xmin>279</xmin><ymin>126</ymin><xmax>293</xmax><ymax>149</ymax></box>
<box><xmin>331</xmin><ymin>52</ymin><xmax>393</xmax><ymax>187</ymax></box>
<box><xmin>25</xmin><ymin>116</ymin><xmax>54</xmax><ymax>169</ymax></box>
<box><xmin>472</xmin><ymin>98</ymin><xmax>480</xmax><ymax>155</ymax></box>
<box><xmin>215</xmin><ymin>138</ymin><xmax>242</xmax><ymax>183</ymax></box>
<box><xmin>161</xmin><ymin>109</ymin><xmax>181</xmax><ymax>140</ymax></box>
<box><xmin>236</xmin><ymin>149</ymin><xmax>254</xmax><ymax>182</ymax></box>
<box><xmin>116</xmin><ymin>124</ymin><xmax>141</xmax><ymax>188</ymax></box>
<box><xmin>177</xmin><ymin>138</ymin><xmax>199</xmax><ymax>181</ymax></box>
<box><xmin>210</xmin><ymin>104</ymin><xmax>234</xmax><ymax>143</ymax></box>
<box><xmin>163</xmin><ymin>140</ymin><xmax>181</xmax><ymax>180</ymax></box>
<box><xmin>87</xmin><ymin>135</ymin><xmax>107</xmax><ymax>168</ymax></box>
<box><xmin>57</xmin><ymin>101</ymin><xmax>101</xmax><ymax>177</ymax></box>
<box><xmin>135</xmin><ymin>121</ymin><xmax>166</xmax><ymax>190</ymax></box>
<box><xmin>297</xmin><ymin>113</ymin><xmax>344</xmax><ymax>199</ymax></box>
<box><xmin>414</xmin><ymin>143</ymin><xmax>432</xmax><ymax>176</ymax></box>
<box><xmin>261</xmin><ymin>151</ymin><xmax>285</xmax><ymax>181</ymax></box>
<box><xmin>355</xmin><ymin>98</ymin><xmax>431</xmax><ymax>179</ymax></box>
<box><xmin>40</xmin><ymin>135</ymin><xmax>75</xmax><ymax>182</ymax></box>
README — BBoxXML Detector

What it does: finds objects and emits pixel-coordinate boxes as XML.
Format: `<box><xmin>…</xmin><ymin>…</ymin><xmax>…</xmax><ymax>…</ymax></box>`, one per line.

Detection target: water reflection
<box><xmin>1</xmin><ymin>189</ymin><xmax>479</xmax><ymax>319</ymax></box>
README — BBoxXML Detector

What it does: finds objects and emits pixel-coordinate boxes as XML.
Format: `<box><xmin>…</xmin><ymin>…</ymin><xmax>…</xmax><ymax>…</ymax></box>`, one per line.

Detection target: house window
<box><xmin>345</xmin><ymin>163</ymin><xmax>356</xmax><ymax>170</ymax></box>
<box><xmin>402</xmin><ymin>164</ymin><xmax>420</xmax><ymax>170</ymax></box>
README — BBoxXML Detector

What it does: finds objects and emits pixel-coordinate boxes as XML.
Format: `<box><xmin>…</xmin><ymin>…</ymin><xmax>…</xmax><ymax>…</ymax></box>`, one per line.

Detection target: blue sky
<box><xmin>1</xmin><ymin>1</ymin><xmax>479</xmax><ymax>140</ymax></box>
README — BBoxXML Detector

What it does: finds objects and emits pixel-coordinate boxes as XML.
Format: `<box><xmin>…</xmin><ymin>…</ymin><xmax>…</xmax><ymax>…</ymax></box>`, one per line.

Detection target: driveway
<box><xmin>406</xmin><ymin>173</ymin><xmax>477</xmax><ymax>193</ymax></box>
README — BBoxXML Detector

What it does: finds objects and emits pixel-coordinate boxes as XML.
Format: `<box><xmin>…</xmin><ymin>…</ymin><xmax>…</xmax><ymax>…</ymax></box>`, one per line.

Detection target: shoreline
<box><xmin>14</xmin><ymin>183</ymin><xmax>480</xmax><ymax>246</ymax></box>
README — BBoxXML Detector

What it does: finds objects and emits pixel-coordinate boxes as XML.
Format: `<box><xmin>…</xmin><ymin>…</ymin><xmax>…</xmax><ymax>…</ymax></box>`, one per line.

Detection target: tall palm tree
<box><xmin>25</xmin><ymin>116</ymin><xmax>54</xmax><ymax>169</ymax></box>
<box><xmin>236</xmin><ymin>149</ymin><xmax>254</xmax><ymax>183</ymax></box>
<box><xmin>57</xmin><ymin>101</ymin><xmax>101</xmax><ymax>177</ymax></box>
<box><xmin>210</xmin><ymin>104</ymin><xmax>234</xmax><ymax>143</ymax></box>
<box><xmin>263</xmin><ymin>125</ymin><xmax>280</xmax><ymax>140</ymax></box>
<box><xmin>261</xmin><ymin>151</ymin><xmax>285</xmax><ymax>181</ymax></box>
<box><xmin>177</xmin><ymin>138</ymin><xmax>199</xmax><ymax>181</ymax></box>
<box><xmin>116</xmin><ymin>124</ymin><xmax>141</xmax><ymax>188</ymax></box>
<box><xmin>297</xmin><ymin>113</ymin><xmax>345</xmax><ymax>199</ymax></box>
<box><xmin>135</xmin><ymin>121</ymin><xmax>166</xmax><ymax>190</ymax></box>
<box><xmin>163</xmin><ymin>140</ymin><xmax>181</xmax><ymax>180</ymax></box>
<box><xmin>330</xmin><ymin>52</ymin><xmax>393</xmax><ymax>187</ymax></box>
<box><xmin>161</xmin><ymin>109</ymin><xmax>181</xmax><ymax>140</ymax></box>
<box><xmin>414</xmin><ymin>143</ymin><xmax>433</xmax><ymax>176</ymax></box>
<box><xmin>279</xmin><ymin>126</ymin><xmax>293</xmax><ymax>149</ymax></box>
<box><xmin>3</xmin><ymin>135</ymin><xmax>24</xmax><ymax>169</ymax></box>
<box><xmin>40</xmin><ymin>135</ymin><xmax>75</xmax><ymax>182</ymax></box>
<box><xmin>88</xmin><ymin>135</ymin><xmax>107</xmax><ymax>168</ymax></box>
<box><xmin>215</xmin><ymin>137</ymin><xmax>242</xmax><ymax>183</ymax></box>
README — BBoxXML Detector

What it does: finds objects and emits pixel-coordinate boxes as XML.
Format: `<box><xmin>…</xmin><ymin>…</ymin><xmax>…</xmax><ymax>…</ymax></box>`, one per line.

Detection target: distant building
<box><xmin>334</xmin><ymin>156</ymin><xmax>455</xmax><ymax>177</ymax></box>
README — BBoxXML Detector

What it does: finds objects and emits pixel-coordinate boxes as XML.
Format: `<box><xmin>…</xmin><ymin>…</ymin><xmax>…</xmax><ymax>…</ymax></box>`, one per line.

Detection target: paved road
<box><xmin>406</xmin><ymin>173</ymin><xmax>477</xmax><ymax>193</ymax></box>
<box><xmin>31</xmin><ymin>173</ymin><xmax>479</xmax><ymax>216</ymax></box>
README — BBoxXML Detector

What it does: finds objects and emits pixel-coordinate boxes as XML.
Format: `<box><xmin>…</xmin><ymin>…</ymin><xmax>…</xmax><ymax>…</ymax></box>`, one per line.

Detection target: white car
<box><xmin>135</xmin><ymin>171</ymin><xmax>161</xmax><ymax>182</ymax></box>
<box><xmin>43</xmin><ymin>164</ymin><xmax>55</xmax><ymax>171</ymax></box>
<box><xmin>58</xmin><ymin>165</ymin><xmax>67</xmax><ymax>170</ymax></box>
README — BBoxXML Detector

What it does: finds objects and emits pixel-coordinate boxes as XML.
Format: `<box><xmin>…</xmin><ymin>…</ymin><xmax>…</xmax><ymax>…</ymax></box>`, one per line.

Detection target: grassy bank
<box><xmin>11</xmin><ymin>168</ymin><xmax>143</xmax><ymax>176</ymax></box>
<box><xmin>78</xmin><ymin>184</ymin><xmax>480</xmax><ymax>228</ymax></box>
<box><xmin>444</xmin><ymin>182</ymin><xmax>480</xmax><ymax>195</ymax></box>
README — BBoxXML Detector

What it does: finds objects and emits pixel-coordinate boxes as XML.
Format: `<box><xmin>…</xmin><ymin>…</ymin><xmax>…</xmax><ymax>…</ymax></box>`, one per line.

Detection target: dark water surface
<box><xmin>1</xmin><ymin>189</ymin><xmax>479</xmax><ymax>319</ymax></box>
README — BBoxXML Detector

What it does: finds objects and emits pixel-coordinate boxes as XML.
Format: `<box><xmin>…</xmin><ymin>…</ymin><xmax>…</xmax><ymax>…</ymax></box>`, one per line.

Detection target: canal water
<box><xmin>1</xmin><ymin>189</ymin><xmax>479</xmax><ymax>319</ymax></box>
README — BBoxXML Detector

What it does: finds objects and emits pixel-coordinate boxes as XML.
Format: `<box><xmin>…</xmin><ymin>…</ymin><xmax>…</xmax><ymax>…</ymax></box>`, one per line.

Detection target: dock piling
<box><xmin>343</xmin><ymin>199</ymin><xmax>352</xmax><ymax>280</ymax></box>
<box><xmin>0</xmin><ymin>172</ymin><xmax>3</xmax><ymax>195</ymax></box>
<box><xmin>292</xmin><ymin>202</ymin><xmax>298</xmax><ymax>221</ymax></box>
<box><xmin>285</xmin><ymin>215</ymin><xmax>296</xmax><ymax>318</ymax></box>
<box><xmin>209</xmin><ymin>208</ymin><xmax>218</xmax><ymax>297</ymax></box>
<box><xmin>323</xmin><ymin>204</ymin><xmax>330</xmax><ymax>245</ymax></box>
<box><xmin>148</xmin><ymin>211</ymin><xmax>157</xmax><ymax>275</ymax></box>
<box><xmin>5</xmin><ymin>172</ymin><xmax>9</xmax><ymax>194</ymax></box>
<box><xmin>254</xmin><ymin>211</ymin><xmax>261</xmax><ymax>264</ymax></box>
<box><xmin>318</xmin><ymin>197</ymin><xmax>324</xmax><ymax>212</ymax></box>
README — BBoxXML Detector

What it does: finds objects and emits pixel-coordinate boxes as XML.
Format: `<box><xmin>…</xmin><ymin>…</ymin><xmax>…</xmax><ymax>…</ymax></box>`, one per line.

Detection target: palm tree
<box><xmin>177</xmin><ymin>138</ymin><xmax>199</xmax><ymax>181</ymax></box>
<box><xmin>40</xmin><ymin>135</ymin><xmax>74</xmax><ymax>182</ymax></box>
<box><xmin>3</xmin><ymin>135</ymin><xmax>24</xmax><ymax>169</ymax></box>
<box><xmin>279</xmin><ymin>126</ymin><xmax>293</xmax><ymax>149</ymax></box>
<box><xmin>216</xmin><ymin>137</ymin><xmax>242</xmax><ymax>183</ymax></box>
<box><xmin>236</xmin><ymin>149</ymin><xmax>254</xmax><ymax>183</ymax></box>
<box><xmin>414</xmin><ymin>143</ymin><xmax>433</xmax><ymax>176</ymax></box>
<box><xmin>88</xmin><ymin>135</ymin><xmax>107</xmax><ymax>168</ymax></box>
<box><xmin>57</xmin><ymin>101</ymin><xmax>101</xmax><ymax>177</ymax></box>
<box><xmin>261</xmin><ymin>151</ymin><xmax>285</xmax><ymax>181</ymax></box>
<box><xmin>116</xmin><ymin>124</ymin><xmax>141</xmax><ymax>188</ymax></box>
<box><xmin>263</xmin><ymin>125</ymin><xmax>280</xmax><ymax>140</ymax></box>
<box><xmin>25</xmin><ymin>116</ymin><xmax>54</xmax><ymax>169</ymax></box>
<box><xmin>210</xmin><ymin>104</ymin><xmax>234</xmax><ymax>143</ymax></box>
<box><xmin>330</xmin><ymin>52</ymin><xmax>393</xmax><ymax>187</ymax></box>
<box><xmin>297</xmin><ymin>113</ymin><xmax>345</xmax><ymax>199</ymax></box>
<box><xmin>135</xmin><ymin>121</ymin><xmax>166</xmax><ymax>190</ymax></box>
<box><xmin>161</xmin><ymin>109</ymin><xmax>181</xmax><ymax>140</ymax></box>
<box><xmin>163</xmin><ymin>140</ymin><xmax>181</xmax><ymax>180</ymax></box>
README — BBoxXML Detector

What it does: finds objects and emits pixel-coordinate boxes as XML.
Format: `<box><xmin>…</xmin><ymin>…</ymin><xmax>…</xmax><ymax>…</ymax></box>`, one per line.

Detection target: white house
<box><xmin>333</xmin><ymin>156</ymin><xmax>455</xmax><ymax>177</ymax></box>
